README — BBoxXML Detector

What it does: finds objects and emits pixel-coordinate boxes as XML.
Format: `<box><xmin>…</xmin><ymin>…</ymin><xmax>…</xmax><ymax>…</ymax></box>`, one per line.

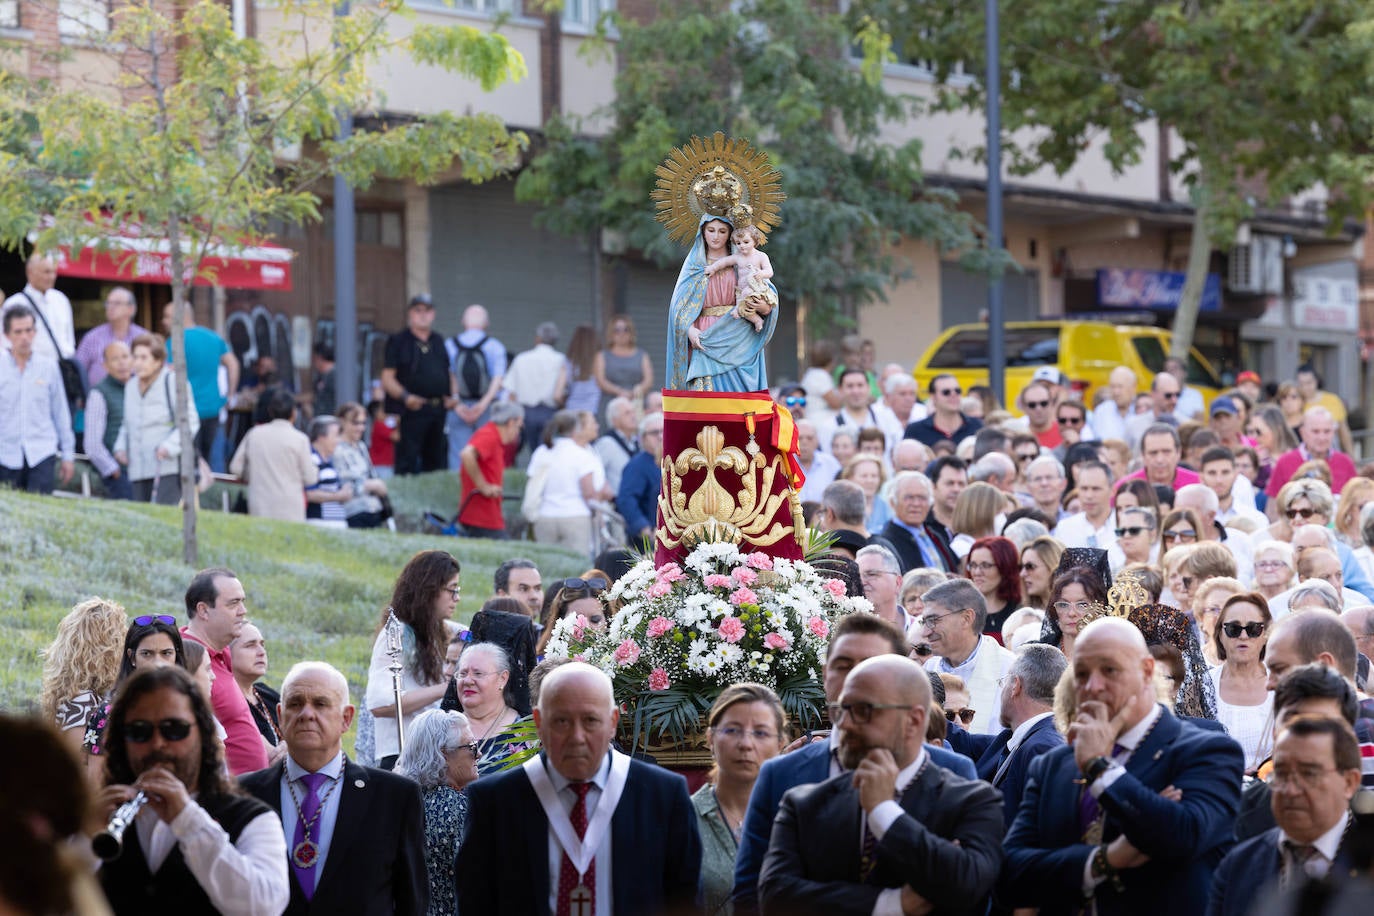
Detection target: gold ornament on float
<box><xmin>653</xmin><ymin>132</ymin><xmax>785</xmax><ymax>246</ymax></box>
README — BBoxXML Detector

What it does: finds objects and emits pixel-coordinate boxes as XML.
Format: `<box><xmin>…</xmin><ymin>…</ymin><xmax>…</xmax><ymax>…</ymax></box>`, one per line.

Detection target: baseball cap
<box><xmin>1209</xmin><ymin>396</ymin><xmax>1238</xmax><ymax>417</ymax></box>
<box><xmin>408</xmin><ymin>293</ymin><xmax>434</xmax><ymax>309</ymax></box>
<box><xmin>1236</xmin><ymin>370</ymin><xmax>1261</xmax><ymax>386</ymax></box>
<box><xmin>1031</xmin><ymin>366</ymin><xmax>1066</xmax><ymax>386</ymax></box>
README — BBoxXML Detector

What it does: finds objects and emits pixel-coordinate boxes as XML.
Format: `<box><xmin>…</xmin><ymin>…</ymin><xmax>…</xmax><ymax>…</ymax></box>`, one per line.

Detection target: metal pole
<box><xmin>985</xmin><ymin>0</ymin><xmax>1005</xmax><ymax>406</ymax></box>
<box><xmin>333</xmin><ymin>0</ymin><xmax>358</xmax><ymax>405</ymax></box>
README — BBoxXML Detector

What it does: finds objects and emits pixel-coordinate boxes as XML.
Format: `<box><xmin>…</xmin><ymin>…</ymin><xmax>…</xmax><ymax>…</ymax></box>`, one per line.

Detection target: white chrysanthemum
<box><xmin>848</xmin><ymin>596</ymin><xmax>875</xmax><ymax>614</ymax></box>
<box><xmin>708</xmin><ymin>599</ymin><xmax>732</xmax><ymax>619</ymax></box>
<box><xmin>716</xmin><ymin>643</ymin><xmax>744</xmax><ymax>665</ymax></box>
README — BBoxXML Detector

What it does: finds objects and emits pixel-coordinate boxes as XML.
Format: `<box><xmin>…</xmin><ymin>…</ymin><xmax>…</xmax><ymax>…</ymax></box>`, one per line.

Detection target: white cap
<box><xmin>1031</xmin><ymin>366</ymin><xmax>1065</xmax><ymax>385</ymax></box>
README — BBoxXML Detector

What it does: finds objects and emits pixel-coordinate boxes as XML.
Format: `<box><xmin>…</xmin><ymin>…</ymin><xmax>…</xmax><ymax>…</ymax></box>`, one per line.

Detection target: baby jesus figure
<box><xmin>704</xmin><ymin>224</ymin><xmax>774</xmax><ymax>331</ymax></box>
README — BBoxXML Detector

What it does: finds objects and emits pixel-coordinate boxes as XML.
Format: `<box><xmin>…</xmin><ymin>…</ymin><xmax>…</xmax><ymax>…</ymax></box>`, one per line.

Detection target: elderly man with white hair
<box><xmin>880</xmin><ymin>470</ymin><xmax>957</xmax><ymax>573</ymax></box>
<box><xmin>1090</xmin><ymin>366</ymin><xmax>1138</xmax><ymax>443</ymax></box>
<box><xmin>915</xmin><ymin>578</ymin><xmax>1016</xmax><ymax>734</ymax></box>
<box><xmin>457</xmin><ymin>662</ymin><xmax>701</xmax><ymax>914</ymax></box>
<box><xmin>875</xmin><ymin>372</ymin><xmax>926</xmax><ymax>457</ymax></box>
<box><xmin>1023</xmin><ymin>455</ymin><xmax>1067</xmax><ymax>521</ymax></box>
<box><xmin>970</xmin><ymin>451</ymin><xmax>1019</xmax><ymax>501</ymax></box>
<box><xmin>239</xmin><ymin>661</ymin><xmax>430</xmax><ymax>914</ymax></box>
<box><xmin>593</xmin><ymin>395</ymin><xmax>640</xmax><ymax>492</ymax></box>
<box><xmin>1174</xmin><ymin>483</ymin><xmax>1254</xmax><ymax>583</ymax></box>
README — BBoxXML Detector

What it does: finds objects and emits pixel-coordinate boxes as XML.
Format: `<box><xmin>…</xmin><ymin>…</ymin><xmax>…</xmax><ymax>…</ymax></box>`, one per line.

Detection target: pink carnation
<box><xmin>658</xmin><ymin>563</ymin><xmax>686</xmax><ymax>583</ymax></box>
<box><xmin>573</xmin><ymin>654</ymin><xmax>586</xmax><ymax>663</ymax></box>
<box><xmin>764</xmin><ymin>631</ymin><xmax>791</xmax><ymax>650</ymax></box>
<box><xmin>613</xmin><ymin>639</ymin><xmax>642</xmax><ymax>666</ymax></box>
<box><xmin>729</xmin><ymin>587</ymin><xmax>759</xmax><ymax>607</ymax></box>
<box><xmin>648</xmin><ymin>667</ymin><xmax>671</xmax><ymax>691</ymax></box>
<box><xmin>822</xmin><ymin>578</ymin><xmax>847</xmax><ymax>598</ymax></box>
<box><xmin>647</xmin><ymin>616</ymin><xmax>675</xmax><ymax>639</ymax></box>
<box><xmin>704</xmin><ymin>574</ymin><xmax>733</xmax><ymax>589</ymax></box>
<box><xmin>572</xmin><ymin>614</ymin><xmax>588</xmax><ymax>643</ymax></box>
<box><xmin>647</xmin><ymin>580</ymin><xmax>673</xmax><ymax>599</ymax></box>
<box><xmin>717</xmin><ymin>617</ymin><xmax>746</xmax><ymax>643</ymax></box>
<box><xmin>746</xmin><ymin>551</ymin><xmax>774</xmax><ymax>570</ymax></box>
<box><xmin>807</xmin><ymin>616</ymin><xmax>830</xmax><ymax>639</ymax></box>
<box><xmin>731</xmin><ymin>566</ymin><xmax>759</xmax><ymax>586</ymax></box>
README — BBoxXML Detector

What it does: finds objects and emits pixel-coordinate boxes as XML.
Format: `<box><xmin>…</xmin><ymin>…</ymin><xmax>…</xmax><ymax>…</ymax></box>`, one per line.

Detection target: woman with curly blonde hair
<box><xmin>39</xmin><ymin>597</ymin><xmax>128</xmax><ymax>757</ymax></box>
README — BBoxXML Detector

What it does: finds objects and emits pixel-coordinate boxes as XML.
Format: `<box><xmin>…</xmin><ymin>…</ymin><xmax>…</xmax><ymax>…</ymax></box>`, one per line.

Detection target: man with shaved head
<box><xmin>760</xmin><ymin>655</ymin><xmax>1004</xmax><ymax>915</ymax></box>
<box><xmin>240</xmin><ymin>661</ymin><xmax>429</xmax><ymax>914</ymax></box>
<box><xmin>1267</xmin><ymin>406</ymin><xmax>1357</xmax><ymax>499</ymax></box>
<box><xmin>446</xmin><ymin>303</ymin><xmax>507</xmax><ymax>470</ymax></box>
<box><xmin>457</xmin><ymin>662</ymin><xmax>700</xmax><ymax>915</ymax></box>
<box><xmin>1000</xmin><ymin>618</ymin><xmax>1244</xmax><ymax>916</ymax></box>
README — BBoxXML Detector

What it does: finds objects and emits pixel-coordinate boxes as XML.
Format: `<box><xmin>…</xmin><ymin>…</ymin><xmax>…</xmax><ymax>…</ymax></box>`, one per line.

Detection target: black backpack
<box><xmin>453</xmin><ymin>334</ymin><xmax>491</xmax><ymax>401</ymax></box>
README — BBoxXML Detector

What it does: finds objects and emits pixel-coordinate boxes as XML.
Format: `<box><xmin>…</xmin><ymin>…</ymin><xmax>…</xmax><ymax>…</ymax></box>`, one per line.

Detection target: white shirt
<box><xmin>129</xmin><ymin>795</ymin><xmax>289</xmax><ymax>916</ymax></box>
<box><xmin>798</xmin><ymin>450</ymin><xmax>842</xmax><ymax>502</ymax></box>
<box><xmin>868</xmin><ymin>748</ymin><xmax>932</xmax><ymax>916</ymax></box>
<box><xmin>593</xmin><ymin>431</ymin><xmax>637</xmax><ymax>493</ymax></box>
<box><xmin>3</xmin><ymin>284</ymin><xmax>76</xmax><ymax>360</ymax></box>
<box><xmin>503</xmin><ymin>343</ymin><xmax>566</xmax><ymax>408</ymax></box>
<box><xmin>800</xmin><ymin>367</ymin><xmax>837</xmax><ymax>428</ymax></box>
<box><xmin>279</xmin><ymin>751</ymin><xmax>347</xmax><ymax>880</ymax></box>
<box><xmin>540</xmin><ymin>437</ymin><xmax>605</xmax><ymax>518</ymax></box>
<box><xmin>1176</xmin><ymin>386</ymin><xmax>1205</xmax><ymax>422</ymax></box>
<box><xmin>874</xmin><ymin>402</ymin><xmax>925</xmax><ymax>460</ymax></box>
<box><xmin>364</xmin><ymin>629</ymin><xmax>440</xmax><ymax>760</ymax></box>
<box><xmin>545</xmin><ymin>752</ymin><xmax>614</xmax><ymax>916</ymax></box>
<box><xmin>1277</xmin><ymin>811</ymin><xmax>1349</xmax><ymax>881</ymax></box>
<box><xmin>820</xmin><ymin>406</ymin><xmax>881</xmax><ymax>453</ymax></box>
<box><xmin>1091</xmin><ymin>400</ymin><xmax>1131</xmax><ymax>443</ymax></box>
<box><xmin>1053</xmin><ymin>512</ymin><xmax>1118</xmax><ymax>551</ymax></box>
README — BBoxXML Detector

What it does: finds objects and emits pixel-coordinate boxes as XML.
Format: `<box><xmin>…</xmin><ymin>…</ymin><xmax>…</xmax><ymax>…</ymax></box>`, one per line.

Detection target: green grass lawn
<box><xmin>0</xmin><ymin>475</ymin><xmax>586</xmax><ymax>719</ymax></box>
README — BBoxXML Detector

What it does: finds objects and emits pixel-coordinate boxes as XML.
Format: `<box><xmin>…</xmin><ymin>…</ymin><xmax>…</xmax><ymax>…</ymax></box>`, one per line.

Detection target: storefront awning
<box><xmin>48</xmin><ymin>222</ymin><xmax>294</xmax><ymax>291</ymax></box>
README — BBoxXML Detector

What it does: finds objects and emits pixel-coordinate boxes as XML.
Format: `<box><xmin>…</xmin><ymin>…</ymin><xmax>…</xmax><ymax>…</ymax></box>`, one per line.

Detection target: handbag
<box><xmin>520</xmin><ymin>462</ymin><xmax>549</xmax><ymax>524</ymax></box>
<box><xmin>21</xmin><ymin>291</ymin><xmax>85</xmax><ymax>409</ymax></box>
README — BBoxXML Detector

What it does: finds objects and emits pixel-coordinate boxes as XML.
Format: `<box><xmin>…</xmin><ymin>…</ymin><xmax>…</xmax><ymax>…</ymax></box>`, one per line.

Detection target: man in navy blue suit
<box><xmin>1208</xmin><ymin>717</ymin><xmax>1362</xmax><ymax>916</ymax></box>
<box><xmin>976</xmin><ymin>643</ymin><xmax>1066</xmax><ymax>827</ymax></box>
<box><xmin>455</xmin><ymin>662</ymin><xmax>700</xmax><ymax>915</ymax></box>
<box><xmin>1000</xmin><ymin>617</ymin><xmax>1244</xmax><ymax>916</ymax></box>
<box><xmin>732</xmin><ymin>612</ymin><xmax>976</xmax><ymax>913</ymax></box>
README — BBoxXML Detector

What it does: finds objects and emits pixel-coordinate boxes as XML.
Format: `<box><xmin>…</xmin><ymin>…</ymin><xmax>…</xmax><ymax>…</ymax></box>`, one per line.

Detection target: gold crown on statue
<box><xmin>653</xmin><ymin>132</ymin><xmax>784</xmax><ymax>246</ymax></box>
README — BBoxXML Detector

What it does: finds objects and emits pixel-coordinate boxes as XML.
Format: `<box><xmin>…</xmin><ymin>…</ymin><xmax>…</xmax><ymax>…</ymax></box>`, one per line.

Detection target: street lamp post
<box><xmin>985</xmin><ymin>0</ymin><xmax>1005</xmax><ymax>405</ymax></box>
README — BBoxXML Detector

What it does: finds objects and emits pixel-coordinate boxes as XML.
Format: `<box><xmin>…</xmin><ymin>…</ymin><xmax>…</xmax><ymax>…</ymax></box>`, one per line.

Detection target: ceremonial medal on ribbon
<box><xmin>292</xmin><ymin>838</ymin><xmax>320</xmax><ymax>869</ymax></box>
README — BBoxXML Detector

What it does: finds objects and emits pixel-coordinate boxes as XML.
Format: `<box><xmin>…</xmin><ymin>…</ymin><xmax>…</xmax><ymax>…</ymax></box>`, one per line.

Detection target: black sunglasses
<box><xmin>1114</xmin><ymin>526</ymin><xmax>1151</xmax><ymax>538</ymax></box>
<box><xmin>1025</xmin><ymin>399</ymin><xmax>1050</xmax><ymax>409</ymax></box>
<box><xmin>125</xmin><ymin>718</ymin><xmax>194</xmax><ymax>743</ymax></box>
<box><xmin>1222</xmin><ymin>621</ymin><xmax>1266</xmax><ymax>639</ymax></box>
<box><xmin>1057</xmin><ymin>415</ymin><xmax>1084</xmax><ymax>427</ymax></box>
<box><xmin>564</xmin><ymin>577</ymin><xmax>608</xmax><ymax>592</ymax></box>
<box><xmin>936</xmin><ymin>387</ymin><xmax>962</xmax><ymax>396</ymax></box>
<box><xmin>134</xmin><ymin>614</ymin><xmax>177</xmax><ymax>627</ymax></box>
<box><xmin>1286</xmin><ymin>508</ymin><xmax>1317</xmax><ymax>521</ymax></box>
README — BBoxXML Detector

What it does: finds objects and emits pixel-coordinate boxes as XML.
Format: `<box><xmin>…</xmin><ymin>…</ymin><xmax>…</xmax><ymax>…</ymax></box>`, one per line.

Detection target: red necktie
<box><xmin>556</xmin><ymin>782</ymin><xmax>595</xmax><ymax>916</ymax></box>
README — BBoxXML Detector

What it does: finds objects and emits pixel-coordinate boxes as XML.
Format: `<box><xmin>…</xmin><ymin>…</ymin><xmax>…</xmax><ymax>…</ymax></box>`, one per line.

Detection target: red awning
<box><xmin>50</xmin><ymin>221</ymin><xmax>294</xmax><ymax>291</ymax></box>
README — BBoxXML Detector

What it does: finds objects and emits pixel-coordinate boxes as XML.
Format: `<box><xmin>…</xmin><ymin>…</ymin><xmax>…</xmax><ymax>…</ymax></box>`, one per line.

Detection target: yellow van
<box><xmin>912</xmin><ymin>320</ymin><xmax>1222</xmax><ymax>411</ymax></box>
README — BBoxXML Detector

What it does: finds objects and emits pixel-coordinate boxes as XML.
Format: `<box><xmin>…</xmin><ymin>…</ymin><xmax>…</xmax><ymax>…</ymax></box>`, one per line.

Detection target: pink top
<box><xmin>1266</xmin><ymin>447</ymin><xmax>1358</xmax><ymax>498</ymax></box>
<box><xmin>694</xmin><ymin>266</ymin><xmax>738</xmax><ymax>332</ymax></box>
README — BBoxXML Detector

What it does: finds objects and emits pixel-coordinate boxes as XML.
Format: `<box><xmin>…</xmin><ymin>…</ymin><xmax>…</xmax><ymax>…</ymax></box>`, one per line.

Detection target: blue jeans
<box><xmin>102</xmin><ymin>470</ymin><xmax>134</xmax><ymax>500</ymax></box>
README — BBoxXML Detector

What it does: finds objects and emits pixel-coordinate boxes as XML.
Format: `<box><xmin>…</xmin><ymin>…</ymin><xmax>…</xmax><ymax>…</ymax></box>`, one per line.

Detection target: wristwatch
<box><xmin>1090</xmin><ymin>845</ymin><xmax>1112</xmax><ymax>883</ymax></box>
<box><xmin>1082</xmin><ymin>755</ymin><xmax>1113</xmax><ymax>783</ymax></box>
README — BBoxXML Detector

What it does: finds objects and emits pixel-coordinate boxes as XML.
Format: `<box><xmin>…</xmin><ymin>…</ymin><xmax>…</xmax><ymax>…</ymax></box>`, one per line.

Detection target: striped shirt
<box><xmin>306</xmin><ymin>450</ymin><xmax>347</xmax><ymax>523</ymax></box>
<box><xmin>74</xmin><ymin>322</ymin><xmax>147</xmax><ymax>386</ymax></box>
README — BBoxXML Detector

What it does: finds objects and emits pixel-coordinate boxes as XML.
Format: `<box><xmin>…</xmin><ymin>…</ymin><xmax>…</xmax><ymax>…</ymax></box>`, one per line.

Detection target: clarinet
<box><xmin>385</xmin><ymin>608</ymin><xmax>406</xmax><ymax>753</ymax></box>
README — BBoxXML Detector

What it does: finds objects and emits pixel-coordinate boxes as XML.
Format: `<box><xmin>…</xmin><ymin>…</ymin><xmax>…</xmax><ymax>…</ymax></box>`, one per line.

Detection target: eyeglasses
<box><xmin>133</xmin><ymin>614</ymin><xmax>177</xmax><ymax>627</ymax></box>
<box><xmin>784</xmin><ymin>396</ymin><xmax>807</xmax><ymax>409</ymax></box>
<box><xmin>827</xmin><ymin>702</ymin><xmax>913</xmax><ymax>725</ymax></box>
<box><xmin>1057</xmin><ymin>415</ymin><xmax>1084</xmax><ymax>427</ymax></box>
<box><xmin>1019</xmin><ymin>562</ymin><xmax>1039</xmax><ymax>572</ymax></box>
<box><xmin>444</xmin><ymin>586</ymin><xmax>462</xmax><ymax>600</ymax></box>
<box><xmin>1025</xmin><ymin>400</ymin><xmax>1050</xmax><ymax>409</ymax></box>
<box><xmin>965</xmin><ymin>561</ymin><xmax>997</xmax><ymax>574</ymax></box>
<box><xmin>936</xmin><ymin>387</ymin><xmax>962</xmax><ymax>397</ymax></box>
<box><xmin>564</xmin><ymin>577</ymin><xmax>608</xmax><ymax>591</ymax></box>
<box><xmin>1256</xmin><ymin>560</ymin><xmax>1288</xmax><ymax>571</ymax></box>
<box><xmin>713</xmin><ymin>725</ymin><xmax>778</xmax><ymax>742</ymax></box>
<box><xmin>1162</xmin><ymin>529</ymin><xmax>1197</xmax><ymax>543</ymax></box>
<box><xmin>1222</xmin><ymin>621</ymin><xmax>1266</xmax><ymax>639</ymax></box>
<box><xmin>125</xmin><ymin>718</ymin><xmax>194</xmax><ymax>743</ymax></box>
<box><xmin>860</xmin><ymin>569</ymin><xmax>900</xmax><ymax>580</ymax></box>
<box><xmin>944</xmin><ymin>707</ymin><xmax>976</xmax><ymax>725</ymax></box>
<box><xmin>915</xmin><ymin>610</ymin><xmax>963</xmax><ymax>629</ymax></box>
<box><xmin>451</xmin><ymin>741</ymin><xmax>482</xmax><ymax>758</ymax></box>
<box><xmin>1017</xmin><ymin>452</ymin><xmax>1039</xmax><ymax>463</ymax></box>
<box><xmin>457</xmin><ymin>669</ymin><xmax>500</xmax><ymax>681</ymax></box>
<box><xmin>1053</xmin><ymin>599</ymin><xmax>1093</xmax><ymax>614</ymax></box>
<box><xmin>1285</xmin><ymin>508</ymin><xmax>1317</xmax><ymax>521</ymax></box>
<box><xmin>1114</xmin><ymin>526</ymin><xmax>1152</xmax><ymax>538</ymax></box>
<box><xmin>1161</xmin><ymin>392</ymin><xmax>1181</xmax><ymax>400</ymax></box>
<box><xmin>1271</xmin><ymin>765</ymin><xmax>1340</xmax><ymax>791</ymax></box>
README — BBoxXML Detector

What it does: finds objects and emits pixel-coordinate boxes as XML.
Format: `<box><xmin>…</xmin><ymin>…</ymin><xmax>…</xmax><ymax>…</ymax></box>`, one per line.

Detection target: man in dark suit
<box><xmin>1208</xmin><ymin>717</ymin><xmax>1362</xmax><ymax>916</ymax></box>
<box><xmin>734</xmin><ymin>613</ymin><xmax>976</xmax><ymax>913</ymax></box>
<box><xmin>881</xmin><ymin>471</ymin><xmax>957</xmax><ymax>573</ymax></box>
<box><xmin>1000</xmin><ymin>617</ymin><xmax>1245</xmax><ymax>916</ymax></box>
<box><xmin>976</xmin><ymin>642</ymin><xmax>1067</xmax><ymax>826</ymax></box>
<box><xmin>759</xmin><ymin>655</ymin><xmax>1004</xmax><ymax>915</ymax></box>
<box><xmin>455</xmin><ymin>662</ymin><xmax>700</xmax><ymax>915</ymax></box>
<box><xmin>239</xmin><ymin>662</ymin><xmax>428</xmax><ymax>916</ymax></box>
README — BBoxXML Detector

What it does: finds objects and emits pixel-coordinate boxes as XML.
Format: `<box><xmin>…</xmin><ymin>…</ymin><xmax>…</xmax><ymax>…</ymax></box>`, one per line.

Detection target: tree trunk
<box><xmin>168</xmin><ymin>216</ymin><xmax>199</xmax><ymax>567</ymax></box>
<box><xmin>1171</xmin><ymin>173</ymin><xmax>1211</xmax><ymax>362</ymax></box>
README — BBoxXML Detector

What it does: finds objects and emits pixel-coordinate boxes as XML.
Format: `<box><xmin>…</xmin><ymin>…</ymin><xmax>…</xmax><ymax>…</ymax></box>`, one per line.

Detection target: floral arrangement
<box><xmin>544</xmin><ymin>541</ymin><xmax>872</xmax><ymax>747</ymax></box>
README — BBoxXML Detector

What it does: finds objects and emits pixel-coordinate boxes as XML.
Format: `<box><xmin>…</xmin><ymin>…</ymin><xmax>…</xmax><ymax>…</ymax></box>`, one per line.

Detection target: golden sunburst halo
<box><xmin>652</xmin><ymin>131</ymin><xmax>785</xmax><ymax>247</ymax></box>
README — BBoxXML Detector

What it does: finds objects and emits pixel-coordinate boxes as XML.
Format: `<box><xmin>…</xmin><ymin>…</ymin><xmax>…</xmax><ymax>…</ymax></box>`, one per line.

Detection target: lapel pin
<box><xmin>355</xmin><ymin>779</ymin><xmax>366</xmax><ymax>788</ymax></box>
<box><xmin>1153</xmin><ymin>750</ymin><xmax>1163</xmax><ymax>761</ymax></box>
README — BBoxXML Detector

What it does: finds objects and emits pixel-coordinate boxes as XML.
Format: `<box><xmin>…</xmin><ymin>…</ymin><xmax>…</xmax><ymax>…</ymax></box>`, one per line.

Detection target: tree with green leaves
<box><xmin>859</xmin><ymin>0</ymin><xmax>1374</xmax><ymax>357</ymax></box>
<box><xmin>0</xmin><ymin>0</ymin><xmax>529</xmax><ymax>564</ymax></box>
<box><xmin>516</xmin><ymin>0</ymin><xmax>1004</xmax><ymax>337</ymax></box>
